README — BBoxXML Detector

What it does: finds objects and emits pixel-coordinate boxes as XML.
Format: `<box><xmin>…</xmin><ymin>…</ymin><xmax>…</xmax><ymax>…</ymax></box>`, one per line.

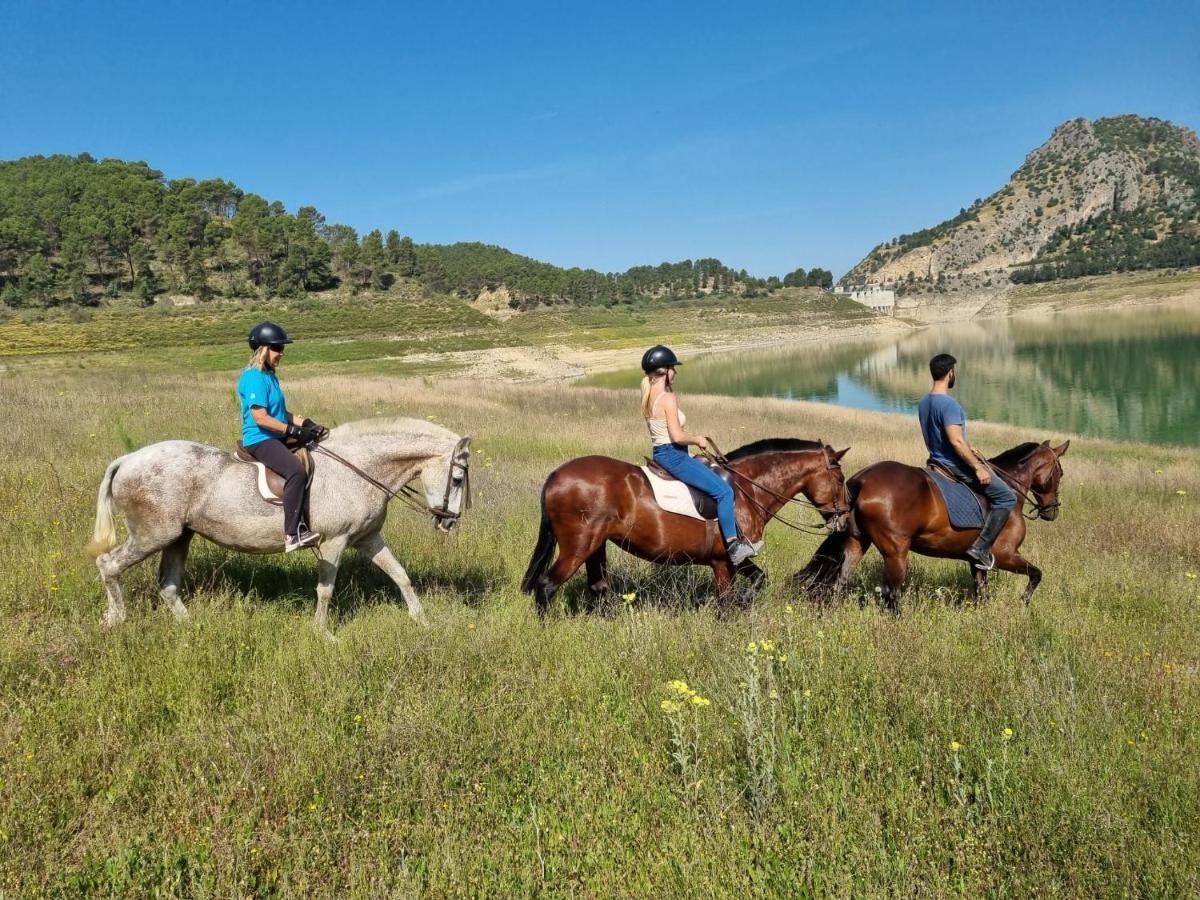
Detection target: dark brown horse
<box><xmin>793</xmin><ymin>440</ymin><xmax>1069</xmax><ymax>610</ymax></box>
<box><xmin>521</xmin><ymin>439</ymin><xmax>850</xmax><ymax>615</ymax></box>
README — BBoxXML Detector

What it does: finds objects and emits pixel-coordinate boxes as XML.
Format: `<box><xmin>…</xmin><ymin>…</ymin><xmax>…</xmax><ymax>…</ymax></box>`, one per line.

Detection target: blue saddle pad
<box><xmin>927</xmin><ymin>468</ymin><xmax>986</xmax><ymax>529</ymax></box>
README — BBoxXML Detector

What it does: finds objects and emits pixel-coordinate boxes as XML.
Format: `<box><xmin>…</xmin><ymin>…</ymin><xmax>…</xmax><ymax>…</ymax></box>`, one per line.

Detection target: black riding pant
<box><xmin>247</xmin><ymin>437</ymin><xmax>307</xmax><ymax>537</ymax></box>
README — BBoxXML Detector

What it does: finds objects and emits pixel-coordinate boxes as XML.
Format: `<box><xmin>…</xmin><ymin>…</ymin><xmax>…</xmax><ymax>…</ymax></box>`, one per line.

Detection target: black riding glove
<box><xmin>285</xmin><ymin>422</ymin><xmax>317</xmax><ymax>446</ymax></box>
<box><xmin>301</xmin><ymin>418</ymin><xmax>330</xmax><ymax>441</ymax></box>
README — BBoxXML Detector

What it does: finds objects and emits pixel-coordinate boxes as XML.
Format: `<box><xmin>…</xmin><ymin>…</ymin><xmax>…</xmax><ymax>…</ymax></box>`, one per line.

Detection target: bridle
<box><xmin>989</xmin><ymin>454</ymin><xmax>1062</xmax><ymax>521</ymax></box>
<box><xmin>702</xmin><ymin>440</ymin><xmax>850</xmax><ymax>535</ymax></box>
<box><xmin>312</xmin><ymin>435</ymin><xmax>472</xmax><ymax>524</ymax></box>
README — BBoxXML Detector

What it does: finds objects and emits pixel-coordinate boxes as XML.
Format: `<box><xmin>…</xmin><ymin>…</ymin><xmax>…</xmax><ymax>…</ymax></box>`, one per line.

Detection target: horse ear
<box><xmin>1053</xmin><ymin>440</ymin><xmax>1070</xmax><ymax>457</ymax></box>
<box><xmin>833</xmin><ymin>447</ymin><xmax>850</xmax><ymax>461</ymax></box>
<box><xmin>1040</xmin><ymin>439</ymin><xmax>1050</xmax><ymax>447</ymax></box>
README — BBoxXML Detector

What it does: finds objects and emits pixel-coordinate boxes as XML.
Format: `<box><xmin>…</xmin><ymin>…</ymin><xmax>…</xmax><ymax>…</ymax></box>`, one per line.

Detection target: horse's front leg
<box><xmin>314</xmin><ymin>536</ymin><xmax>348</xmax><ymax>638</ymax></box>
<box><xmin>970</xmin><ymin>566</ymin><xmax>990</xmax><ymax>605</ymax></box>
<box><xmin>711</xmin><ymin>558</ymin><xmax>741</xmax><ymax>616</ymax></box>
<box><xmin>736</xmin><ymin>560</ymin><xmax>767</xmax><ymax>599</ymax></box>
<box><xmin>357</xmin><ymin>532</ymin><xmax>428</xmax><ymax>626</ymax></box>
<box><xmin>993</xmin><ymin>549</ymin><xmax>1041</xmax><ymax>605</ymax></box>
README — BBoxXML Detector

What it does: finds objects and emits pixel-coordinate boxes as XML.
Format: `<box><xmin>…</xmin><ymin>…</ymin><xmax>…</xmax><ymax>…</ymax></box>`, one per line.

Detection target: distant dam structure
<box><xmin>835</xmin><ymin>283</ymin><xmax>896</xmax><ymax>314</ymax></box>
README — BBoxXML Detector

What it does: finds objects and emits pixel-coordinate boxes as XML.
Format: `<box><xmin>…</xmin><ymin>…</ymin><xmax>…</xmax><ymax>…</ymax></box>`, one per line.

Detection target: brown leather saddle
<box><xmin>233</xmin><ymin>441</ymin><xmax>315</xmax><ymax>505</ymax></box>
<box><xmin>643</xmin><ymin>457</ymin><xmax>738</xmax><ymax>520</ymax></box>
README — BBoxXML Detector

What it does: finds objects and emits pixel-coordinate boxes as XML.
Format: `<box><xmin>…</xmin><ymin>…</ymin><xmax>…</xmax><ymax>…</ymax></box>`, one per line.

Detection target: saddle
<box><xmin>925</xmin><ymin>460</ymin><xmax>988</xmax><ymax>529</ymax></box>
<box><xmin>233</xmin><ymin>441</ymin><xmax>315</xmax><ymax>505</ymax></box>
<box><xmin>643</xmin><ymin>457</ymin><xmax>737</xmax><ymax>520</ymax></box>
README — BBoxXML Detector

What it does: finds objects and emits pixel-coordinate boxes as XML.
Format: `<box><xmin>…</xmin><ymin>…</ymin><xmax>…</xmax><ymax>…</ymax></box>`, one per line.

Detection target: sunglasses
<box><xmin>268</xmin><ymin>344</ymin><xmax>286</xmax><ymax>353</ymax></box>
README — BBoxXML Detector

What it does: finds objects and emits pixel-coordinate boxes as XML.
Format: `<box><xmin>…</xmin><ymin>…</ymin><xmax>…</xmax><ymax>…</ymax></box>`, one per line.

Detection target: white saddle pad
<box><xmin>640</xmin><ymin>466</ymin><xmax>705</xmax><ymax>520</ymax></box>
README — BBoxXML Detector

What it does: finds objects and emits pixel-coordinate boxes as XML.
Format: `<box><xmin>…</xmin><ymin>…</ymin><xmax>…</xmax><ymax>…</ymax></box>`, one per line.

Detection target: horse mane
<box><xmin>990</xmin><ymin>441</ymin><xmax>1043</xmax><ymax>468</ymax></box>
<box><xmin>328</xmin><ymin>417</ymin><xmax>459</xmax><ymax>454</ymax></box>
<box><xmin>725</xmin><ymin>438</ymin><xmax>825</xmax><ymax>461</ymax></box>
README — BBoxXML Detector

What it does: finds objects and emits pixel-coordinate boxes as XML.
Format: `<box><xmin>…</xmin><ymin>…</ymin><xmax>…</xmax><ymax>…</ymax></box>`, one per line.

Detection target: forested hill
<box><xmin>0</xmin><ymin>154</ymin><xmax>831</xmax><ymax>310</ymax></box>
<box><xmin>841</xmin><ymin>115</ymin><xmax>1200</xmax><ymax>289</ymax></box>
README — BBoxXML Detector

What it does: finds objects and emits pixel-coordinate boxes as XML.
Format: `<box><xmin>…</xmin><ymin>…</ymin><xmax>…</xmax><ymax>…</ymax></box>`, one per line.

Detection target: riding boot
<box><xmin>966</xmin><ymin>507</ymin><xmax>1008</xmax><ymax>570</ymax></box>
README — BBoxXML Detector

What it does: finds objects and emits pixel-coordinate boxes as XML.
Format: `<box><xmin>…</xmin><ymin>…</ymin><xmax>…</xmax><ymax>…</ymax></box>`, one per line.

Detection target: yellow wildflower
<box><xmin>1186</xmin><ymin>572</ymin><xmax>1197</xmax><ymax>580</ymax></box>
<box><xmin>760</xmin><ymin>639</ymin><xmax>775</xmax><ymax>653</ymax></box>
<box><xmin>803</xmin><ymin>688</ymin><xmax>812</xmax><ymax>698</ymax></box>
<box><xmin>746</xmin><ymin>641</ymin><xmax>758</xmax><ymax>655</ymax></box>
<box><xmin>949</xmin><ymin>741</ymin><xmax>962</xmax><ymax>753</ymax></box>
<box><xmin>622</xmin><ymin>592</ymin><xmax>636</xmax><ymax>603</ymax></box>
<box><xmin>779</xmin><ymin>654</ymin><xmax>788</xmax><ymax>663</ymax></box>
<box><xmin>668</xmin><ymin>679</ymin><xmax>690</xmax><ymax>695</ymax></box>
<box><xmin>660</xmin><ymin>699</ymin><xmax>681</xmax><ymax>713</ymax></box>
<box><xmin>1177</xmin><ymin>489</ymin><xmax>1188</xmax><ymax>496</ymax></box>
<box><xmin>353</xmin><ymin>714</ymin><xmax>363</xmax><ymax>722</ymax></box>
<box><xmin>768</xmin><ymin>690</ymin><xmax>779</xmax><ymax>700</ymax></box>
<box><xmin>691</xmin><ymin>695</ymin><xmax>710</xmax><ymax>707</ymax></box>
<box><xmin>784</xmin><ymin>604</ymin><xmax>794</xmax><ymax>614</ymax></box>
<box><xmin>1003</xmin><ymin>727</ymin><xmax>1014</xmax><ymax>739</ymax></box>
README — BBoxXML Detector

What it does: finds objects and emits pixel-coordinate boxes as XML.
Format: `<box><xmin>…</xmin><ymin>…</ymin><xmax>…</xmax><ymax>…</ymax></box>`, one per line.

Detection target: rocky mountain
<box><xmin>842</xmin><ymin>115</ymin><xmax>1200</xmax><ymax>287</ymax></box>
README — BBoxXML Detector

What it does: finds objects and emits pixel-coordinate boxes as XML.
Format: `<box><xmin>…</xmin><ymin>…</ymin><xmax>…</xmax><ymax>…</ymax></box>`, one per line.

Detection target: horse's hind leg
<box><xmin>157</xmin><ymin>530</ymin><xmax>195</xmax><ymax>622</ymax></box>
<box><xmin>535</xmin><ymin>535</ymin><xmax>600</xmax><ymax>617</ymax></box>
<box><xmin>881</xmin><ymin>551</ymin><xmax>909</xmax><ymax>614</ymax></box>
<box><xmin>584</xmin><ymin>544</ymin><xmax>610</xmax><ymax>607</ymax></box>
<box><xmin>97</xmin><ymin>532</ymin><xmax>178</xmax><ymax>627</ymax></box>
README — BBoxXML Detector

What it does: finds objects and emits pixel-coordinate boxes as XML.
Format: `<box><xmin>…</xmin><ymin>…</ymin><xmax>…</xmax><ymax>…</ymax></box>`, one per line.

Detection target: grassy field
<box><xmin>0</xmin><ymin>359</ymin><xmax>1197</xmax><ymax>897</ymax></box>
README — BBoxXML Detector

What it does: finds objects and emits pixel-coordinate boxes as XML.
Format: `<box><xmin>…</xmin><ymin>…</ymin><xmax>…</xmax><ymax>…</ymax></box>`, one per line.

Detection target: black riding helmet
<box><xmin>248</xmin><ymin>321</ymin><xmax>293</xmax><ymax>350</ymax></box>
<box><xmin>641</xmin><ymin>345</ymin><xmax>681</xmax><ymax>373</ymax></box>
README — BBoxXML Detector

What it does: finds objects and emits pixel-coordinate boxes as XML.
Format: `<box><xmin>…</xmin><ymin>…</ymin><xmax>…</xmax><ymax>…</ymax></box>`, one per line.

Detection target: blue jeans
<box><xmin>652</xmin><ymin>443</ymin><xmax>738</xmax><ymax>541</ymax></box>
<box><xmin>937</xmin><ymin>459</ymin><xmax>1017</xmax><ymax>510</ymax></box>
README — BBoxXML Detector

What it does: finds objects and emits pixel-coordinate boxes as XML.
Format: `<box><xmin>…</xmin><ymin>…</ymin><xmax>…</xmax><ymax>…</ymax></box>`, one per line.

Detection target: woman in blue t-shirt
<box><xmin>237</xmin><ymin>321</ymin><xmax>328</xmax><ymax>552</ymax></box>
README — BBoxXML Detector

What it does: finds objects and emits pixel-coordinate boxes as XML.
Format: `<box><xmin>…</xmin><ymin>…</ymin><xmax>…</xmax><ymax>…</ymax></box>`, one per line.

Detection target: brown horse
<box><xmin>521</xmin><ymin>439</ymin><xmax>850</xmax><ymax>615</ymax></box>
<box><xmin>793</xmin><ymin>440</ymin><xmax>1069</xmax><ymax>611</ymax></box>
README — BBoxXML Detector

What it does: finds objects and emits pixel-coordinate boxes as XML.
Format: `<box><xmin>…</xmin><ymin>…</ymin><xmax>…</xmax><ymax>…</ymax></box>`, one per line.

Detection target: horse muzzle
<box><xmin>825</xmin><ymin>510</ymin><xmax>850</xmax><ymax>533</ymax></box>
<box><xmin>435</xmin><ymin>515</ymin><xmax>459</xmax><ymax>533</ymax></box>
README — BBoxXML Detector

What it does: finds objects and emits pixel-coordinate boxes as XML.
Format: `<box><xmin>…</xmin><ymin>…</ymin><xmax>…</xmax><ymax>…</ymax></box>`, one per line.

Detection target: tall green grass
<box><xmin>0</xmin><ymin>369</ymin><xmax>1197</xmax><ymax>896</ymax></box>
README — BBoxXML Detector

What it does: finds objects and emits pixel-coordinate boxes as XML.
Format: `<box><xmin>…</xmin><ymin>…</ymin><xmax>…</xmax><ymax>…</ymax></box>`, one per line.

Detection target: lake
<box><xmin>579</xmin><ymin>304</ymin><xmax>1200</xmax><ymax>446</ymax></box>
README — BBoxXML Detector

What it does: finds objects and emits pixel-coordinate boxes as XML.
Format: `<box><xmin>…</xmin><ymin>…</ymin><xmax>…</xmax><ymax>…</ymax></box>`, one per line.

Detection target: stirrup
<box><xmin>966</xmin><ymin>545</ymin><xmax>994</xmax><ymax>571</ymax></box>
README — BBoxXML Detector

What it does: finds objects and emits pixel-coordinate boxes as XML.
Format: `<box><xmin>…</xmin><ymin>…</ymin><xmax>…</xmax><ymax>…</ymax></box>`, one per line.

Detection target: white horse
<box><xmin>86</xmin><ymin>418</ymin><xmax>472</xmax><ymax>634</ymax></box>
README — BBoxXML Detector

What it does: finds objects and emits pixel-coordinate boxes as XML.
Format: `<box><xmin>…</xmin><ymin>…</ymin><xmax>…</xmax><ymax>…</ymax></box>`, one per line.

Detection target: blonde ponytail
<box><xmin>246</xmin><ymin>346</ymin><xmax>274</xmax><ymax>372</ymax></box>
<box><xmin>640</xmin><ymin>369</ymin><xmax>670</xmax><ymax>416</ymax></box>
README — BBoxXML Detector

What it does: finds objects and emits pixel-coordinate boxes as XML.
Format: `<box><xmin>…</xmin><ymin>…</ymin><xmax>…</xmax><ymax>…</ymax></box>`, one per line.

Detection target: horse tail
<box><xmin>86</xmin><ymin>454</ymin><xmax>128</xmax><ymax>558</ymax></box>
<box><xmin>792</xmin><ymin>479</ymin><xmax>861</xmax><ymax>596</ymax></box>
<box><xmin>792</xmin><ymin>531</ymin><xmax>851</xmax><ymax>594</ymax></box>
<box><xmin>520</xmin><ymin>479</ymin><xmax>557</xmax><ymax>594</ymax></box>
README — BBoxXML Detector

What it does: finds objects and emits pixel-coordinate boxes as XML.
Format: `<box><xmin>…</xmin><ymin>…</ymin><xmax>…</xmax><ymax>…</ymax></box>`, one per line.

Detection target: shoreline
<box><xmin>453</xmin><ymin>277</ymin><xmax>1200</xmax><ymax>383</ymax></box>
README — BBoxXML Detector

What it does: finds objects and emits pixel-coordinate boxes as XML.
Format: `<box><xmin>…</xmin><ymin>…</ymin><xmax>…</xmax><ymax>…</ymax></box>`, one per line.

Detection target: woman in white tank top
<box><xmin>639</xmin><ymin>345</ymin><xmax>757</xmax><ymax>565</ymax></box>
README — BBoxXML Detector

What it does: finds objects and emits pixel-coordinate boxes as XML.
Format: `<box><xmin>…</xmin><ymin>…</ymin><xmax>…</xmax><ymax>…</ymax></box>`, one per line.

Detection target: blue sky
<box><xmin>3</xmin><ymin>0</ymin><xmax>1197</xmax><ymax>278</ymax></box>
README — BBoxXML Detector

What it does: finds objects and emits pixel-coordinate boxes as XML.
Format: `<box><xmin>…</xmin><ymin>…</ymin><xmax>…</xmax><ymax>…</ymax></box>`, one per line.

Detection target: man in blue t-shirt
<box><xmin>917</xmin><ymin>353</ymin><xmax>1016</xmax><ymax>570</ymax></box>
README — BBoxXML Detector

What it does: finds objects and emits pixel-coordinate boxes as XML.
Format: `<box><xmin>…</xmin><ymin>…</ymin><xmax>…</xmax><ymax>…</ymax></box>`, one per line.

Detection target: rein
<box><xmin>987</xmin><ymin>459</ymin><xmax>1060</xmax><ymax>521</ymax></box>
<box><xmin>702</xmin><ymin>439</ymin><xmax>848</xmax><ymax>535</ymax></box>
<box><xmin>312</xmin><ymin>436</ymin><xmax>471</xmax><ymax>522</ymax></box>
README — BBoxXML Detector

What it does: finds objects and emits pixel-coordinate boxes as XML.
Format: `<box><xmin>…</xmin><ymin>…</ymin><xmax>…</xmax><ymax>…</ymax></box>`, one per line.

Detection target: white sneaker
<box><xmin>726</xmin><ymin>539</ymin><xmax>758</xmax><ymax>566</ymax></box>
<box><xmin>285</xmin><ymin>527</ymin><xmax>322</xmax><ymax>552</ymax></box>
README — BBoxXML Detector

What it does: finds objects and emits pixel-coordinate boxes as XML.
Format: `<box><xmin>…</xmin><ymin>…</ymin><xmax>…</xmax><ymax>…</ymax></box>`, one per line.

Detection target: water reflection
<box><xmin>579</xmin><ymin>305</ymin><xmax>1200</xmax><ymax>446</ymax></box>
